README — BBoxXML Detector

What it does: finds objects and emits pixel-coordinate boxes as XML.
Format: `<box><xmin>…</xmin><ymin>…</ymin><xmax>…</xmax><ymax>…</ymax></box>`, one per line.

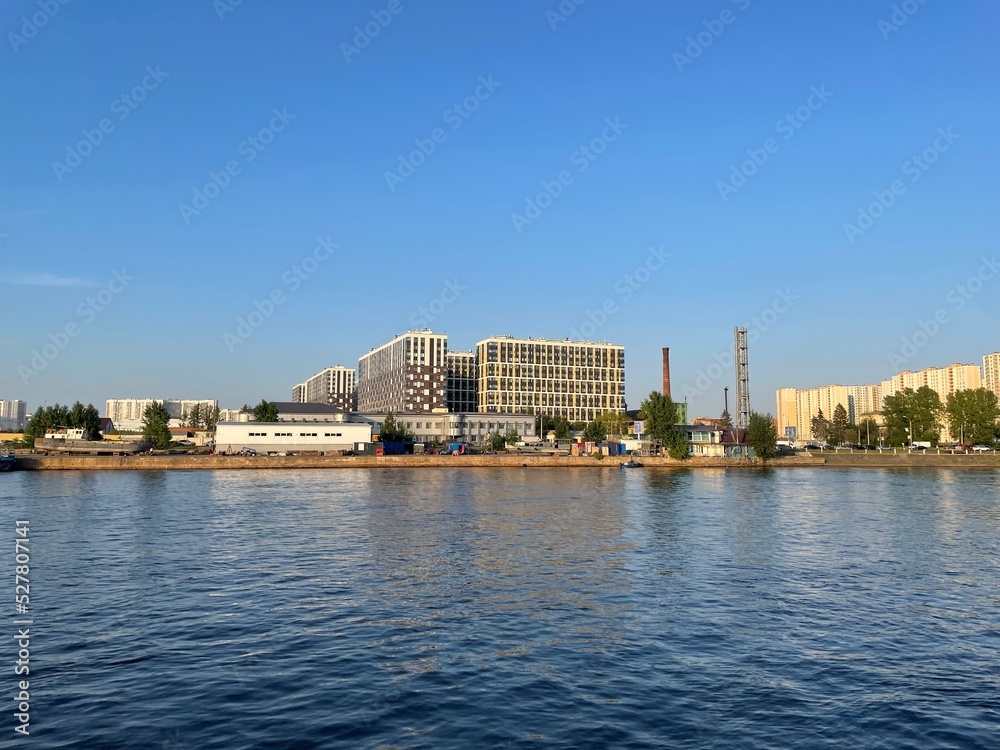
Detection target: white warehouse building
<box><xmin>215</xmin><ymin>421</ymin><xmax>372</xmax><ymax>455</ymax></box>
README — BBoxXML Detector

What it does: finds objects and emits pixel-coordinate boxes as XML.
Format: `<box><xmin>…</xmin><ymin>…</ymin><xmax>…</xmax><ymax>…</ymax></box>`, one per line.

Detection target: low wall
<box><xmin>14</xmin><ymin>454</ymin><xmax>824</xmax><ymax>471</ymax></box>
<box><xmin>12</xmin><ymin>453</ymin><xmax>998</xmax><ymax>472</ymax></box>
<box><xmin>813</xmin><ymin>451</ymin><xmax>1000</xmax><ymax>468</ymax></box>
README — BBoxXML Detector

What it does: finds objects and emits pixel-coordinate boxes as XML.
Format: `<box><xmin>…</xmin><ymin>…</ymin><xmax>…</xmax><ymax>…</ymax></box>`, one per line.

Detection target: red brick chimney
<box><xmin>662</xmin><ymin>347</ymin><xmax>671</xmax><ymax>398</ymax></box>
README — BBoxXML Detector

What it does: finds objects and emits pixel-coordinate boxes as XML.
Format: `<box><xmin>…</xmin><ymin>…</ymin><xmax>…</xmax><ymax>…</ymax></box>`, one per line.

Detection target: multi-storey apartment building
<box><xmin>982</xmin><ymin>352</ymin><xmax>1000</xmax><ymax>399</ymax></box>
<box><xmin>446</xmin><ymin>351</ymin><xmax>478</xmax><ymax>413</ymax></box>
<box><xmin>292</xmin><ymin>383</ymin><xmax>306</xmax><ymax>403</ymax></box>
<box><xmin>0</xmin><ymin>400</ymin><xmax>27</xmax><ymax>431</ymax></box>
<box><xmin>106</xmin><ymin>399</ymin><xmax>159</xmax><ymax>430</ymax></box>
<box><xmin>476</xmin><ymin>336</ymin><xmax>625</xmax><ymax>423</ymax></box>
<box><xmin>106</xmin><ymin>398</ymin><xmax>218</xmax><ymax>430</ymax></box>
<box><xmin>358</xmin><ymin>331</ymin><xmax>448</xmax><ymax>413</ymax></box>
<box><xmin>776</xmin><ymin>384</ymin><xmax>883</xmax><ymax>442</ymax></box>
<box><xmin>298</xmin><ymin>366</ymin><xmax>357</xmax><ymax>410</ymax></box>
<box><xmin>218</xmin><ymin>408</ymin><xmax>251</xmax><ymax>423</ymax></box>
<box><xmin>881</xmin><ymin>364</ymin><xmax>982</xmax><ymax>402</ymax></box>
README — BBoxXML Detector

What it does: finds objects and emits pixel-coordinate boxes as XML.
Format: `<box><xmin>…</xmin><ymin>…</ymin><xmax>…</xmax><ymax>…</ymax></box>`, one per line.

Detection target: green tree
<box><xmin>142</xmin><ymin>401</ymin><xmax>172</xmax><ymax>449</ymax></box>
<box><xmin>68</xmin><ymin>401</ymin><xmax>102</xmax><ymax>440</ymax></box>
<box><xmin>23</xmin><ymin>404</ymin><xmax>71</xmax><ymax>445</ymax></box>
<box><xmin>858</xmin><ymin>418</ymin><xmax>881</xmax><ymax>447</ymax></box>
<box><xmin>582</xmin><ymin>420</ymin><xmax>607</xmax><ymax>443</ymax></box>
<box><xmin>251</xmin><ymin>400</ymin><xmax>278</xmax><ymax>423</ymax></box>
<box><xmin>596</xmin><ymin>411</ymin><xmax>627</xmax><ymax>437</ymax></box>
<box><xmin>748</xmin><ymin>411</ymin><xmax>778</xmax><ymax>460</ymax></box>
<box><xmin>810</xmin><ymin>408</ymin><xmax>829</xmax><ymax>443</ymax></box>
<box><xmin>638</xmin><ymin>391</ymin><xmax>690</xmax><ymax>458</ymax></box>
<box><xmin>378</xmin><ymin>412</ymin><xmax>415</xmax><ymax>442</ymax></box>
<box><xmin>553</xmin><ymin>416</ymin><xmax>571</xmax><ymax>440</ymax></box>
<box><xmin>664</xmin><ymin>430</ymin><xmax>691</xmax><ymax>460</ymax></box>
<box><xmin>187</xmin><ymin>403</ymin><xmax>203</xmax><ymax>429</ymax></box>
<box><xmin>203</xmin><ymin>406</ymin><xmax>220</xmax><ymax>431</ymax></box>
<box><xmin>945</xmin><ymin>388</ymin><xmax>999</xmax><ymax>445</ymax></box>
<box><xmin>828</xmin><ymin>403</ymin><xmax>849</xmax><ymax>446</ymax></box>
<box><xmin>488</xmin><ymin>432</ymin><xmax>507</xmax><ymax>452</ymax></box>
<box><xmin>503</xmin><ymin>427</ymin><xmax>521</xmax><ymax>445</ymax></box>
<box><xmin>883</xmin><ymin>387</ymin><xmax>943</xmax><ymax>446</ymax></box>
<box><xmin>718</xmin><ymin>409</ymin><xmax>733</xmax><ymax>429</ymax></box>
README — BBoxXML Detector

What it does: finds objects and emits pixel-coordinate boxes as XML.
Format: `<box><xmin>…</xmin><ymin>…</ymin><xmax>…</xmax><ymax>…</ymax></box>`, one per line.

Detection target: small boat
<box><xmin>619</xmin><ymin>459</ymin><xmax>643</xmax><ymax>468</ymax></box>
<box><xmin>0</xmin><ymin>451</ymin><xmax>15</xmax><ymax>472</ymax></box>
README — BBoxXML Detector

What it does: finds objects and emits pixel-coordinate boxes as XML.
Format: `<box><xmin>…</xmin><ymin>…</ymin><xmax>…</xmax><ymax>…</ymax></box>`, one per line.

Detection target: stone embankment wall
<box><xmin>16</xmin><ymin>454</ymin><xmax>823</xmax><ymax>471</ymax></box>
<box><xmin>13</xmin><ymin>452</ymin><xmax>998</xmax><ymax>471</ymax></box>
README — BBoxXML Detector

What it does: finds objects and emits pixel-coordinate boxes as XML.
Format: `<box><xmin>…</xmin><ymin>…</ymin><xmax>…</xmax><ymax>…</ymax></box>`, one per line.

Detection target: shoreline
<box><xmin>8</xmin><ymin>453</ymin><xmax>1000</xmax><ymax>471</ymax></box>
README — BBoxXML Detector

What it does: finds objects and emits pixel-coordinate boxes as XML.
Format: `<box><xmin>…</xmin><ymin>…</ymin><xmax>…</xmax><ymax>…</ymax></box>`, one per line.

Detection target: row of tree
<box><xmin>180</xmin><ymin>403</ymin><xmax>221</xmax><ymax>431</ymax></box>
<box><xmin>534</xmin><ymin>392</ymin><xmax>779</xmax><ymax>461</ymax></box>
<box><xmin>811</xmin><ymin>387</ymin><xmax>999</xmax><ymax>447</ymax></box>
<box><xmin>22</xmin><ymin>402</ymin><xmax>103</xmax><ymax>445</ymax></box>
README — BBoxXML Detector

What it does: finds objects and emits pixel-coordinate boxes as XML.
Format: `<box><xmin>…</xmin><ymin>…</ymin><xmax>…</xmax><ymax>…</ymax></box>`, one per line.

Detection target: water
<box><xmin>2</xmin><ymin>468</ymin><xmax>999</xmax><ymax>749</ymax></box>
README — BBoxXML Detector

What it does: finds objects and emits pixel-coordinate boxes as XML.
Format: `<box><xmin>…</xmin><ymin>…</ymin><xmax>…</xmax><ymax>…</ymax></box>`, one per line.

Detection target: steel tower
<box><xmin>734</xmin><ymin>326</ymin><xmax>750</xmax><ymax>429</ymax></box>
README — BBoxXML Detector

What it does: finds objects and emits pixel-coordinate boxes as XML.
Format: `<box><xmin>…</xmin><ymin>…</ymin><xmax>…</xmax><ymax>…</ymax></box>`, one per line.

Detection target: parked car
<box><xmin>971</xmin><ymin>445</ymin><xmax>993</xmax><ymax>452</ymax></box>
<box><xmin>910</xmin><ymin>445</ymin><xmax>927</xmax><ymax>451</ymax></box>
<box><xmin>802</xmin><ymin>444</ymin><xmax>822</xmax><ymax>450</ymax></box>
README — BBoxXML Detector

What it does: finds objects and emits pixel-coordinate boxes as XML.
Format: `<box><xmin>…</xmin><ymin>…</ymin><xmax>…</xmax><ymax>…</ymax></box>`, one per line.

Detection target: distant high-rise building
<box><xmin>476</xmin><ymin>335</ymin><xmax>625</xmax><ymax>423</ymax></box>
<box><xmin>779</xmin><ymin>361</ymin><xmax>985</xmax><ymax>443</ymax></box>
<box><xmin>218</xmin><ymin>408</ymin><xmax>251</xmax><ymax>423</ymax></box>
<box><xmin>775</xmin><ymin>384</ymin><xmax>882</xmax><ymax>442</ymax></box>
<box><xmin>292</xmin><ymin>383</ymin><xmax>306</xmax><ymax>403</ymax></box>
<box><xmin>881</xmin><ymin>363</ymin><xmax>981</xmax><ymax>402</ymax></box>
<box><xmin>298</xmin><ymin>366</ymin><xmax>357</xmax><ymax>410</ymax></box>
<box><xmin>358</xmin><ymin>330</ymin><xmax>448</xmax><ymax>413</ymax></box>
<box><xmin>0</xmin><ymin>400</ymin><xmax>27</xmax><ymax>431</ymax></box>
<box><xmin>106</xmin><ymin>398</ymin><xmax>217</xmax><ymax>430</ymax></box>
<box><xmin>983</xmin><ymin>352</ymin><xmax>1000</xmax><ymax>399</ymax></box>
<box><xmin>446</xmin><ymin>351</ymin><xmax>478</xmax><ymax>413</ymax></box>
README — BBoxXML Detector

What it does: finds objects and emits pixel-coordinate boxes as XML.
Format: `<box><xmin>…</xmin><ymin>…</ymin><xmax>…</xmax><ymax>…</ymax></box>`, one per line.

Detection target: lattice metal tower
<box><xmin>734</xmin><ymin>326</ymin><xmax>750</xmax><ymax>429</ymax></box>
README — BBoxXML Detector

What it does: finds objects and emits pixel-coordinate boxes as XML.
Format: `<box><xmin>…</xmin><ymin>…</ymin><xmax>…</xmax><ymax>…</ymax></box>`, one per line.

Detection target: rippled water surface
<box><xmin>2</xmin><ymin>468</ymin><xmax>999</xmax><ymax>749</ymax></box>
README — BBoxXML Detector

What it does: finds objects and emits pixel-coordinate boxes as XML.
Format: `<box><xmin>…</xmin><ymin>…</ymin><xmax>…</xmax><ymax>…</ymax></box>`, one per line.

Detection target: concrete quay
<box><xmin>10</xmin><ymin>453</ymin><xmax>999</xmax><ymax>471</ymax></box>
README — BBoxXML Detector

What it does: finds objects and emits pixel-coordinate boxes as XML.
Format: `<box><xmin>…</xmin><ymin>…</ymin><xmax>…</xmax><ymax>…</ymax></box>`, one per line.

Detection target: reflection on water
<box><xmin>1</xmin><ymin>467</ymin><xmax>998</xmax><ymax>749</ymax></box>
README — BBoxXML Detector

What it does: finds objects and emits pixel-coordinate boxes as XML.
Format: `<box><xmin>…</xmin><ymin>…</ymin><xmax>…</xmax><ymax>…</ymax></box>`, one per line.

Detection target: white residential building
<box><xmin>298</xmin><ymin>366</ymin><xmax>357</xmax><ymax>410</ymax></box>
<box><xmin>106</xmin><ymin>398</ymin><xmax>218</xmax><ymax>430</ymax></box>
<box><xmin>983</xmin><ymin>352</ymin><xmax>1000</xmax><ymax>399</ymax></box>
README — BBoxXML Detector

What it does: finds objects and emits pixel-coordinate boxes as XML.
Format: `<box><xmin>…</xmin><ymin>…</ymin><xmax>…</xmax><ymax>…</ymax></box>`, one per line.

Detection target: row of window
<box><xmin>247</xmin><ymin>432</ymin><xmax>347</xmax><ymax>438</ymax></box>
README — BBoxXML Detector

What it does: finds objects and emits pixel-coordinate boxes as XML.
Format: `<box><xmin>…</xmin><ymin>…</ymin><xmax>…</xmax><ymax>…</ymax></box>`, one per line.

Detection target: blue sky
<box><xmin>2</xmin><ymin>0</ymin><xmax>998</xmax><ymax>417</ymax></box>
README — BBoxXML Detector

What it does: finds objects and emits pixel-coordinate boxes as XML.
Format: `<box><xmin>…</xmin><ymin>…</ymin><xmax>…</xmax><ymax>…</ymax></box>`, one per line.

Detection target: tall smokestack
<box><xmin>662</xmin><ymin>347</ymin><xmax>671</xmax><ymax>398</ymax></box>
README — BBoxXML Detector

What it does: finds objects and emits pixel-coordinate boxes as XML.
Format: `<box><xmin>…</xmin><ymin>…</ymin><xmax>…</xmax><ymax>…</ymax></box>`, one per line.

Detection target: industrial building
<box><xmin>353</xmin><ymin>412</ymin><xmax>537</xmax><ymax>445</ymax></box>
<box><xmin>476</xmin><ymin>335</ymin><xmax>625</xmax><ymax>423</ymax></box>
<box><xmin>215</xmin><ymin>421</ymin><xmax>372</xmax><ymax>455</ymax></box>
<box><xmin>358</xmin><ymin>330</ymin><xmax>448</xmax><ymax>413</ymax></box>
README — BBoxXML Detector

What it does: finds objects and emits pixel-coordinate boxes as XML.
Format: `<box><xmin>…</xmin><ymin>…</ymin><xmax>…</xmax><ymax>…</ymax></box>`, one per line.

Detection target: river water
<box><xmin>2</xmin><ymin>468</ymin><xmax>998</xmax><ymax>749</ymax></box>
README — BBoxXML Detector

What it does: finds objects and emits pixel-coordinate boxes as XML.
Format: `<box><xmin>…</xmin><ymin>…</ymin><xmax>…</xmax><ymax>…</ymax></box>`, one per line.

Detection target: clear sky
<box><xmin>2</xmin><ymin>0</ymin><xmax>998</xmax><ymax>417</ymax></box>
